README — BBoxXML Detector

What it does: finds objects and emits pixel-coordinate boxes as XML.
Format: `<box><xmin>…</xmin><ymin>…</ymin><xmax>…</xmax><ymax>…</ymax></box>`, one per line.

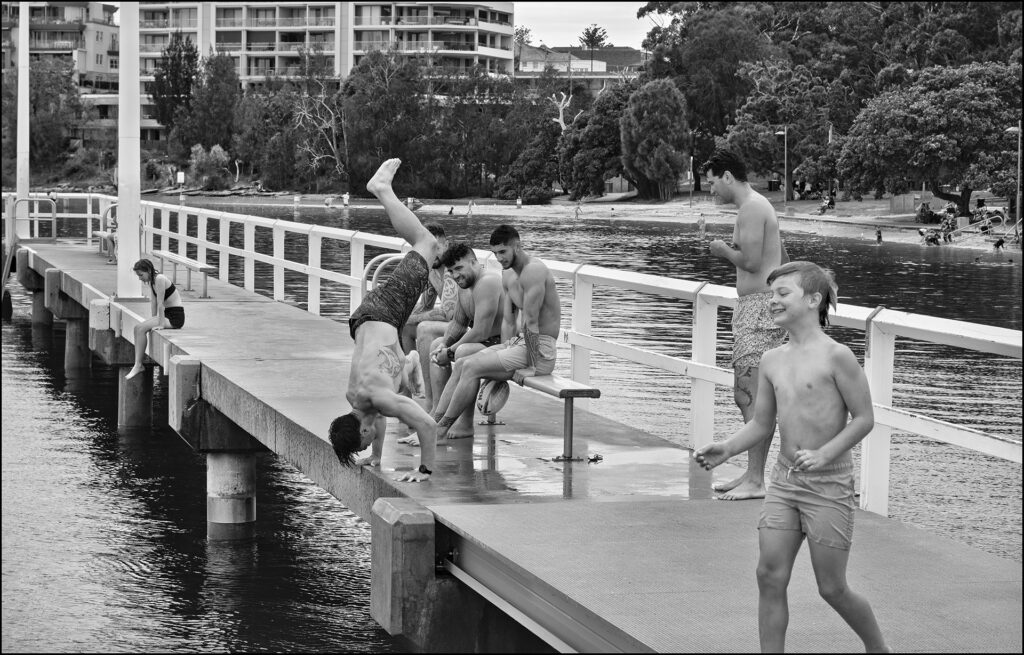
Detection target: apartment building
<box><xmin>135</xmin><ymin>2</ymin><xmax>514</xmax><ymax>143</ymax></box>
<box><xmin>1</xmin><ymin>2</ymin><xmax>120</xmax><ymax>147</ymax></box>
<box><xmin>3</xmin><ymin>2</ymin><xmax>514</xmax><ymax>146</ymax></box>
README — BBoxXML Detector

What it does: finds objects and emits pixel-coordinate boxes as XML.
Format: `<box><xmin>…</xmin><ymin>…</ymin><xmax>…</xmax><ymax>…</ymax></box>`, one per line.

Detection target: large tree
<box><xmin>838</xmin><ymin>62</ymin><xmax>1022</xmax><ymax>214</ymax></box>
<box><xmin>179</xmin><ymin>52</ymin><xmax>240</xmax><ymax>154</ymax></box>
<box><xmin>578</xmin><ymin>24</ymin><xmax>610</xmax><ymax>72</ymax></box>
<box><xmin>559</xmin><ymin>80</ymin><xmax>639</xmax><ymax>199</ymax></box>
<box><xmin>150</xmin><ymin>31</ymin><xmax>199</xmax><ymax>130</ymax></box>
<box><xmin>620</xmin><ymin>78</ymin><xmax>690</xmax><ymax>200</ymax></box>
<box><xmin>1</xmin><ymin>58</ymin><xmax>91</xmax><ymax>169</ymax></box>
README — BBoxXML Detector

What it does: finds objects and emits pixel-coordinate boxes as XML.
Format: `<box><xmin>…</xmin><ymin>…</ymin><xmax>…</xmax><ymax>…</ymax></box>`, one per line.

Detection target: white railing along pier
<box><xmin>4</xmin><ymin>193</ymin><xmax>1021</xmax><ymax>518</ymax></box>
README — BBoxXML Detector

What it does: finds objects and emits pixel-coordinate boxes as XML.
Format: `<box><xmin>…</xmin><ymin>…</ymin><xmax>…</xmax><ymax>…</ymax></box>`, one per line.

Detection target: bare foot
<box><xmin>125</xmin><ymin>364</ymin><xmax>144</xmax><ymax>381</ymax></box>
<box><xmin>366</xmin><ymin>158</ymin><xmax>402</xmax><ymax>197</ymax></box>
<box><xmin>712</xmin><ymin>472</ymin><xmax>747</xmax><ymax>493</ymax></box>
<box><xmin>717</xmin><ymin>480</ymin><xmax>765</xmax><ymax>501</ymax></box>
<box><xmin>445</xmin><ymin>431</ymin><xmax>474</xmax><ymax>440</ymax></box>
<box><xmin>397</xmin><ymin>435</ymin><xmax>420</xmax><ymax>447</ymax></box>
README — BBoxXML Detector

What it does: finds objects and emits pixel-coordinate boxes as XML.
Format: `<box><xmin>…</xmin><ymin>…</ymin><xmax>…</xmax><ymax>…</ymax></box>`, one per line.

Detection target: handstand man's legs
<box><xmin>367</xmin><ymin>159</ymin><xmax>436</xmax><ymax>260</ymax></box>
<box><xmin>716</xmin><ymin>364</ymin><xmax>769</xmax><ymax>500</ymax></box>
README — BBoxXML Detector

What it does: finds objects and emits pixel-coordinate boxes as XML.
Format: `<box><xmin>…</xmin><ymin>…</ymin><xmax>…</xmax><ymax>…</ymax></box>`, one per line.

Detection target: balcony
<box><xmin>139</xmin><ymin>43</ymin><xmax>168</xmax><ymax>53</ymax></box>
<box><xmin>170</xmin><ymin>19</ymin><xmax>198</xmax><ymax>29</ymax></box>
<box><xmin>140</xmin><ymin>19</ymin><xmax>169</xmax><ymax>29</ymax></box>
<box><xmin>214</xmin><ymin>42</ymin><xmax>242</xmax><ymax>51</ymax></box>
<box><xmin>29</xmin><ymin>16</ymin><xmax>85</xmax><ymax>27</ymax></box>
<box><xmin>245</xmin><ymin>42</ymin><xmax>276</xmax><ymax>52</ymax></box>
<box><xmin>244</xmin><ymin>66</ymin><xmax>302</xmax><ymax>78</ymax></box>
<box><xmin>309</xmin><ymin>17</ymin><xmax>335</xmax><ymax>27</ymax></box>
<box><xmin>246</xmin><ymin>17</ymin><xmax>279</xmax><ymax>28</ymax></box>
<box><xmin>29</xmin><ymin>39</ymin><xmax>83</xmax><ymax>50</ymax></box>
<box><xmin>215</xmin><ymin>17</ymin><xmax>244</xmax><ymax>28</ymax></box>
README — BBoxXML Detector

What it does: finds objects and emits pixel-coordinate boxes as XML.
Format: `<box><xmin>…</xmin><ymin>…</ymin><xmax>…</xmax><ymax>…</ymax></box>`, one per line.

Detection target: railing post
<box><xmin>690</xmin><ymin>284</ymin><xmax>716</xmax><ymax>452</ymax></box>
<box><xmin>243</xmin><ymin>222</ymin><xmax>255</xmax><ymax>292</ymax></box>
<box><xmin>861</xmin><ymin>307</ymin><xmax>893</xmax><ymax>516</ymax></box>
<box><xmin>160</xmin><ymin>207</ymin><xmax>170</xmax><ymax>253</ymax></box>
<box><xmin>177</xmin><ymin>206</ymin><xmax>188</xmax><ymax>257</ymax></box>
<box><xmin>570</xmin><ymin>264</ymin><xmax>592</xmax><ymax>410</ymax></box>
<box><xmin>218</xmin><ymin>216</ymin><xmax>230</xmax><ymax>282</ymax></box>
<box><xmin>308</xmin><ymin>232</ymin><xmax>322</xmax><ymax>315</ymax></box>
<box><xmin>142</xmin><ymin>205</ymin><xmax>154</xmax><ymax>254</ymax></box>
<box><xmin>197</xmin><ymin>213</ymin><xmax>208</xmax><ymax>265</ymax></box>
<box><xmin>272</xmin><ymin>221</ymin><xmax>285</xmax><ymax>301</ymax></box>
<box><xmin>349</xmin><ymin>238</ymin><xmax>365</xmax><ymax>315</ymax></box>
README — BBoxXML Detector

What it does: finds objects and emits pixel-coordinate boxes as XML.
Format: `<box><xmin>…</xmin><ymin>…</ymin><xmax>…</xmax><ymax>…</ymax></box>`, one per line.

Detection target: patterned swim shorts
<box><xmin>731</xmin><ymin>291</ymin><xmax>786</xmax><ymax>369</ymax></box>
<box><xmin>348</xmin><ymin>251</ymin><xmax>429</xmax><ymax>339</ymax></box>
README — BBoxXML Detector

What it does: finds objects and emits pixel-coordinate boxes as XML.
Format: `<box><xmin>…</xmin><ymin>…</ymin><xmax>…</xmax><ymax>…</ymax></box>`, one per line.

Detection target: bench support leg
<box><xmin>186</xmin><ymin>268</ymin><xmax>192</xmax><ymax>292</ymax></box>
<box><xmin>562</xmin><ymin>397</ymin><xmax>574</xmax><ymax>459</ymax></box>
<box><xmin>200</xmin><ymin>273</ymin><xmax>209</xmax><ymax>299</ymax></box>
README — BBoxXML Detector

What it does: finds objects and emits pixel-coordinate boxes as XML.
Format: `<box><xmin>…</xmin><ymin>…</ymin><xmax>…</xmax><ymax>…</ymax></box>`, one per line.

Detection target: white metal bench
<box><xmin>151</xmin><ymin>249</ymin><xmax>216</xmax><ymax>298</ymax></box>
<box><xmin>521</xmin><ymin>374</ymin><xmax>601</xmax><ymax>459</ymax></box>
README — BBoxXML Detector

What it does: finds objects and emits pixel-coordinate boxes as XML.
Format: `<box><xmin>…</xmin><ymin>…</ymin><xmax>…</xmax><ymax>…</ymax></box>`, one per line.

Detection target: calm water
<box><xmin>3</xmin><ymin>200</ymin><xmax>1021</xmax><ymax>651</ymax></box>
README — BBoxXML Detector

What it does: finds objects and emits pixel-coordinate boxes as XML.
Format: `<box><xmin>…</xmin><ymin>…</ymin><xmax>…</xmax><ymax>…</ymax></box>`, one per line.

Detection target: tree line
<box><xmin>2</xmin><ymin>2</ymin><xmax>1021</xmax><ymax>213</ymax></box>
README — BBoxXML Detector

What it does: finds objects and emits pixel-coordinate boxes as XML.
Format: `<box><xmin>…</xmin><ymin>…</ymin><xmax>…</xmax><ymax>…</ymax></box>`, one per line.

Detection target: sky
<box><xmin>513</xmin><ymin>2</ymin><xmax>659</xmax><ymax>50</ymax></box>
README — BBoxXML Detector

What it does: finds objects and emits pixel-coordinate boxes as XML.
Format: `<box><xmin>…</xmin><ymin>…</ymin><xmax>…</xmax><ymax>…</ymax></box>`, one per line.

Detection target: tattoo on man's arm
<box><xmin>523</xmin><ymin>327</ymin><xmax>542</xmax><ymax>366</ymax></box>
<box><xmin>376</xmin><ymin>348</ymin><xmax>403</xmax><ymax>378</ymax></box>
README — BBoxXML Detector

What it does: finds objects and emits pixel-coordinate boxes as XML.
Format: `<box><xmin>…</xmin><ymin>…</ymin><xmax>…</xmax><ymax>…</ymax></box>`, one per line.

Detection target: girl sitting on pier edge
<box><xmin>125</xmin><ymin>259</ymin><xmax>185</xmax><ymax>380</ymax></box>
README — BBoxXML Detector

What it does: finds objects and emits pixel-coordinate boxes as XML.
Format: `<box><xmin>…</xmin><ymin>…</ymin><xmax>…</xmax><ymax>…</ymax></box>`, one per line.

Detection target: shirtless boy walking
<box><xmin>705</xmin><ymin>149</ymin><xmax>788</xmax><ymax>500</ymax></box>
<box><xmin>328</xmin><ymin>158</ymin><xmax>439</xmax><ymax>482</ymax></box>
<box><xmin>696</xmin><ymin>261</ymin><xmax>889</xmax><ymax>653</ymax></box>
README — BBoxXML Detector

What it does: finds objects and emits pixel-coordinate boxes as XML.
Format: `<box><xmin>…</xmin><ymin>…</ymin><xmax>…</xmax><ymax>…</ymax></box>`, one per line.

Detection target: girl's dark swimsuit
<box><xmin>160</xmin><ymin>281</ymin><xmax>184</xmax><ymax>328</ymax></box>
<box><xmin>348</xmin><ymin>251</ymin><xmax>429</xmax><ymax>339</ymax></box>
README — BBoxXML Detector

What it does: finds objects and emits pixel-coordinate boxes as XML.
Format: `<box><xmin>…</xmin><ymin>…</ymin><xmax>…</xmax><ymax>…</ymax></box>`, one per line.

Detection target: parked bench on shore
<box><xmin>521</xmin><ymin>374</ymin><xmax>601</xmax><ymax>459</ymax></box>
<box><xmin>151</xmin><ymin>249</ymin><xmax>216</xmax><ymax>298</ymax></box>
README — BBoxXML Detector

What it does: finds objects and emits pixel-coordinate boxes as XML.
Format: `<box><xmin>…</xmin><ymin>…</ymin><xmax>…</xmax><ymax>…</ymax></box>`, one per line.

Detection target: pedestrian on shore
<box><xmin>125</xmin><ymin>259</ymin><xmax>184</xmax><ymax>380</ymax></box>
<box><xmin>875</xmin><ymin>228</ymin><xmax>882</xmax><ymax>244</ymax></box>
<box><xmin>697</xmin><ymin>213</ymin><xmax>707</xmax><ymax>239</ymax></box>
<box><xmin>994</xmin><ymin>238</ymin><xmax>1005</xmax><ymax>251</ymax></box>
<box><xmin>704</xmin><ymin>148</ymin><xmax>789</xmax><ymax>501</ymax></box>
<box><xmin>696</xmin><ymin>261</ymin><xmax>889</xmax><ymax>654</ymax></box>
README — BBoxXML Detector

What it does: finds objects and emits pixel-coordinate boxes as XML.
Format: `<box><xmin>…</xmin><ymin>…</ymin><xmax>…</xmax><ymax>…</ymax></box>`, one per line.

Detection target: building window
<box><xmin>96</xmin><ymin>32</ymin><xmax>103</xmax><ymax>42</ymax></box>
<box><xmin>110</xmin><ymin>57</ymin><xmax>118</xmax><ymax>69</ymax></box>
<box><xmin>96</xmin><ymin>54</ymin><xmax>103</xmax><ymax>65</ymax></box>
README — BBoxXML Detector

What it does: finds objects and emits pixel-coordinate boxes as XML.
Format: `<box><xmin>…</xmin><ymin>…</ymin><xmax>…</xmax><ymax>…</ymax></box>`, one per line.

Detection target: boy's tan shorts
<box><xmin>758</xmin><ymin>455</ymin><xmax>856</xmax><ymax>550</ymax></box>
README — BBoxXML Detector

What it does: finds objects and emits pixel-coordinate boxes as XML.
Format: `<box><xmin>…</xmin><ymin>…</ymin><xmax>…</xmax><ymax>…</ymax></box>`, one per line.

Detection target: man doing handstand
<box><xmin>328</xmin><ymin>158</ymin><xmax>439</xmax><ymax>482</ymax></box>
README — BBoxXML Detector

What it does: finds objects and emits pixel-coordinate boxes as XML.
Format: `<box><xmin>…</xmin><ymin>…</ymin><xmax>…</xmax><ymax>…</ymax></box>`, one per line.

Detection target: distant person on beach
<box><xmin>398</xmin><ymin>242</ymin><xmax>505</xmax><ymax>445</ymax></box>
<box><xmin>994</xmin><ymin>237</ymin><xmax>1005</xmax><ymax>251</ymax></box>
<box><xmin>125</xmin><ymin>259</ymin><xmax>184</xmax><ymax>381</ymax></box>
<box><xmin>697</xmin><ymin>213</ymin><xmax>707</xmax><ymax>239</ymax></box>
<box><xmin>704</xmin><ymin>148</ymin><xmax>789</xmax><ymax>501</ymax></box>
<box><xmin>696</xmin><ymin>261</ymin><xmax>889</xmax><ymax>654</ymax></box>
<box><xmin>329</xmin><ymin>159</ymin><xmax>439</xmax><ymax>482</ymax></box>
<box><xmin>431</xmin><ymin>224</ymin><xmax>560</xmax><ymax>441</ymax></box>
<box><xmin>875</xmin><ymin>228</ymin><xmax>882</xmax><ymax>244</ymax></box>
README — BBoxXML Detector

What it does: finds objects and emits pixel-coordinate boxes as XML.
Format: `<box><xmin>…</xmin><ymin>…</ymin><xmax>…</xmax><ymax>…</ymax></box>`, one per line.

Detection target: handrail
<box><xmin>13</xmin><ymin>192</ymin><xmax>1019</xmax><ymax>518</ymax></box>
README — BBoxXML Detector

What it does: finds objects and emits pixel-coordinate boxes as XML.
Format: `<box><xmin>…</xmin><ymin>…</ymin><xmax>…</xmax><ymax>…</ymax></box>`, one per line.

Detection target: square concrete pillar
<box><xmin>371</xmin><ymin>497</ymin><xmax>436</xmax><ymax>636</ymax></box>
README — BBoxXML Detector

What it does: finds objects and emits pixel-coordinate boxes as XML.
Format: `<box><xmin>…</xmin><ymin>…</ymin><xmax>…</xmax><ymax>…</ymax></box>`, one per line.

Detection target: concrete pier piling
<box><xmin>117</xmin><ymin>366</ymin><xmax>153</xmax><ymax>428</ymax></box>
<box><xmin>206</xmin><ymin>452</ymin><xmax>256</xmax><ymax>541</ymax></box>
<box><xmin>63</xmin><ymin>318</ymin><xmax>91</xmax><ymax>372</ymax></box>
<box><xmin>371</xmin><ymin>497</ymin><xmax>436</xmax><ymax>637</ymax></box>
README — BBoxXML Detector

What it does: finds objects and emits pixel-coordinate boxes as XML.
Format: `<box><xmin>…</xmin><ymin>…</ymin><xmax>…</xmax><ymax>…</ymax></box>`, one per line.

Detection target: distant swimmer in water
<box><xmin>994</xmin><ymin>238</ymin><xmax>1005</xmax><ymax>251</ymax></box>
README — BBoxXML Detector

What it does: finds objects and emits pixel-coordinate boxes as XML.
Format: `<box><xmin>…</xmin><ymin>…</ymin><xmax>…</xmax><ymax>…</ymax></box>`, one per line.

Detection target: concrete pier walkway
<box><xmin>13</xmin><ymin>240</ymin><xmax>1022</xmax><ymax>653</ymax></box>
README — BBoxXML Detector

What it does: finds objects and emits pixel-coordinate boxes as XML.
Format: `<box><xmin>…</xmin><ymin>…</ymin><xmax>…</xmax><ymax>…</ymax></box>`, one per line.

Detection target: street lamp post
<box><xmin>775</xmin><ymin>126</ymin><xmax>788</xmax><ymax>210</ymax></box>
<box><xmin>1007</xmin><ymin>122</ymin><xmax>1021</xmax><ymax>243</ymax></box>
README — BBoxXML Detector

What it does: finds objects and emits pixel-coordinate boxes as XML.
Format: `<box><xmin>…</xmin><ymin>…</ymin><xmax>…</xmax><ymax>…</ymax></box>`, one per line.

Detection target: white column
<box><xmin>15</xmin><ymin>2</ymin><xmax>30</xmax><ymax>238</ymax></box>
<box><xmin>117</xmin><ymin>3</ymin><xmax>142</xmax><ymax>297</ymax></box>
<box><xmin>689</xmin><ymin>285</ymin><xmax>717</xmax><ymax>451</ymax></box>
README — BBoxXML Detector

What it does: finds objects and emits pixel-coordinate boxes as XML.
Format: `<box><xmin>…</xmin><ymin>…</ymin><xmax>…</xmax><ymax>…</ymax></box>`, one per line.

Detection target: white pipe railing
<box><xmin>4</xmin><ymin>193</ymin><xmax>1021</xmax><ymax>516</ymax></box>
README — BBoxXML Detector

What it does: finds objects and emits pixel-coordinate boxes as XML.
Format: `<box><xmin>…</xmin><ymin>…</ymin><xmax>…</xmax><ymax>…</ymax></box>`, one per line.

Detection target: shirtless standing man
<box><xmin>704</xmin><ymin>149</ymin><xmax>788</xmax><ymax>500</ymax></box>
<box><xmin>432</xmin><ymin>225</ymin><xmax>560</xmax><ymax>440</ymax></box>
<box><xmin>328</xmin><ymin>158</ymin><xmax>439</xmax><ymax>482</ymax></box>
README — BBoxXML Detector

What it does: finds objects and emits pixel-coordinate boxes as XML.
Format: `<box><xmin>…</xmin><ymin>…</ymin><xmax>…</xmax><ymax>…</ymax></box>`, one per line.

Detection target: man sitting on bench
<box><xmin>432</xmin><ymin>224</ymin><xmax>561</xmax><ymax>441</ymax></box>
